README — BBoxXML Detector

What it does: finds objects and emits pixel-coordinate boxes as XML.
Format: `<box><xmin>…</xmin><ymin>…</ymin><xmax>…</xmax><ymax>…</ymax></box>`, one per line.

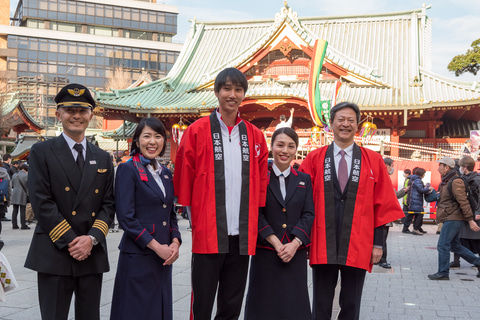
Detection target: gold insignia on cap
<box><xmin>68</xmin><ymin>88</ymin><xmax>85</xmax><ymax>97</ymax></box>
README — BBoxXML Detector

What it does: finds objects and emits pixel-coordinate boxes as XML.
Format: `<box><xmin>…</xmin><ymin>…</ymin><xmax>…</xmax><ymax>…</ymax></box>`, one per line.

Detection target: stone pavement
<box><xmin>1</xmin><ymin>212</ymin><xmax>480</xmax><ymax>320</ymax></box>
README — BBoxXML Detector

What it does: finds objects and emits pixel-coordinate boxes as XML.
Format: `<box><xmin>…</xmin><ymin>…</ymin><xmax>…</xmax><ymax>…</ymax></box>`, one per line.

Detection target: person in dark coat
<box><xmin>110</xmin><ymin>117</ymin><xmax>181</xmax><ymax>320</ymax></box>
<box><xmin>405</xmin><ymin>168</ymin><xmax>434</xmax><ymax>235</ymax></box>
<box><xmin>11</xmin><ymin>163</ymin><xmax>29</xmax><ymax>230</ymax></box>
<box><xmin>244</xmin><ymin>127</ymin><xmax>314</xmax><ymax>320</ymax></box>
<box><xmin>450</xmin><ymin>156</ymin><xmax>480</xmax><ymax>271</ymax></box>
<box><xmin>8</xmin><ymin>160</ymin><xmax>19</xmax><ymax>178</ymax></box>
<box><xmin>24</xmin><ymin>84</ymin><xmax>115</xmax><ymax>320</ymax></box>
<box><xmin>1</xmin><ymin>154</ymin><xmax>12</xmax><ymax>222</ymax></box>
<box><xmin>0</xmin><ymin>158</ymin><xmax>12</xmax><ymax>249</ymax></box>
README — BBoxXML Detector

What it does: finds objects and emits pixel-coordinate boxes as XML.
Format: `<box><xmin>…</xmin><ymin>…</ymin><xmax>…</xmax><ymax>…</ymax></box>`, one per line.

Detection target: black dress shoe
<box><xmin>379</xmin><ymin>262</ymin><xmax>392</xmax><ymax>269</ymax></box>
<box><xmin>419</xmin><ymin>228</ymin><xmax>427</xmax><ymax>233</ymax></box>
<box><xmin>12</xmin><ymin>225</ymin><xmax>19</xmax><ymax>229</ymax></box>
<box><xmin>428</xmin><ymin>273</ymin><xmax>449</xmax><ymax>280</ymax></box>
<box><xmin>21</xmin><ymin>225</ymin><xmax>31</xmax><ymax>230</ymax></box>
<box><xmin>1</xmin><ymin>217</ymin><xmax>11</xmax><ymax>221</ymax></box>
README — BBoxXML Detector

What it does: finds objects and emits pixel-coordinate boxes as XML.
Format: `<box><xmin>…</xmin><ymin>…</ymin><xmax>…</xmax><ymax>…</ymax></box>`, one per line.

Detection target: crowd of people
<box><xmin>0</xmin><ymin>68</ymin><xmax>479</xmax><ymax>320</ymax></box>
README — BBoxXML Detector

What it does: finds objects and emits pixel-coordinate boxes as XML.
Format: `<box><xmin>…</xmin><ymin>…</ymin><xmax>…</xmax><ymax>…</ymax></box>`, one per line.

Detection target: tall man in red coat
<box><xmin>301</xmin><ymin>102</ymin><xmax>404</xmax><ymax>320</ymax></box>
<box><xmin>174</xmin><ymin>68</ymin><xmax>268</xmax><ymax>320</ymax></box>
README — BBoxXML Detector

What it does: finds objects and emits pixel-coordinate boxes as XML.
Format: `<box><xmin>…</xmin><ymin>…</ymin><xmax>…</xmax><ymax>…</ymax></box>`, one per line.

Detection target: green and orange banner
<box><xmin>308</xmin><ymin>39</ymin><xmax>330</xmax><ymax>127</ymax></box>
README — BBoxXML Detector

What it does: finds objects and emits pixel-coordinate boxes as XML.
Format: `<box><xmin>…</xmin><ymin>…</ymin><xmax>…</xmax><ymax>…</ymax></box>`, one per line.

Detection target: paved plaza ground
<box><xmin>1</xmin><ymin>210</ymin><xmax>480</xmax><ymax>320</ymax></box>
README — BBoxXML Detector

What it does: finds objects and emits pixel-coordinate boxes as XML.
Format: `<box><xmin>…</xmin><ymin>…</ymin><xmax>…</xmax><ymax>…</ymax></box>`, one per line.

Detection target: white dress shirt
<box><xmin>272</xmin><ymin>163</ymin><xmax>291</xmax><ymax>200</ymax></box>
<box><xmin>146</xmin><ymin>160</ymin><xmax>166</xmax><ymax>198</ymax></box>
<box><xmin>333</xmin><ymin>142</ymin><xmax>354</xmax><ymax>178</ymax></box>
<box><xmin>62</xmin><ymin>132</ymin><xmax>86</xmax><ymax>161</ymax></box>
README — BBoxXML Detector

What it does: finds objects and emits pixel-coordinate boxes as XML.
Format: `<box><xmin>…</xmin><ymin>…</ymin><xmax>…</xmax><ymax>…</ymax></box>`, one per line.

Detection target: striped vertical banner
<box><xmin>308</xmin><ymin>39</ymin><xmax>328</xmax><ymax>126</ymax></box>
<box><xmin>332</xmin><ymin>80</ymin><xmax>342</xmax><ymax>106</ymax></box>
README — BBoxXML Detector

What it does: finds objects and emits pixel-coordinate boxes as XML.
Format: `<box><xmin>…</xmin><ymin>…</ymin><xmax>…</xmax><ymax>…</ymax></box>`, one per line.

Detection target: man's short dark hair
<box><xmin>404</xmin><ymin>169</ymin><xmax>411</xmax><ymax>175</ymax></box>
<box><xmin>459</xmin><ymin>156</ymin><xmax>475</xmax><ymax>171</ymax></box>
<box><xmin>2</xmin><ymin>154</ymin><xmax>11</xmax><ymax>161</ymax></box>
<box><xmin>214</xmin><ymin>68</ymin><xmax>248</xmax><ymax>93</ymax></box>
<box><xmin>12</xmin><ymin>160</ymin><xmax>20</xmax><ymax>166</ymax></box>
<box><xmin>279</xmin><ymin>115</ymin><xmax>286</xmax><ymax>121</ymax></box>
<box><xmin>329</xmin><ymin>102</ymin><xmax>361</xmax><ymax>123</ymax></box>
<box><xmin>19</xmin><ymin>163</ymin><xmax>28</xmax><ymax>171</ymax></box>
<box><xmin>383</xmin><ymin>157</ymin><xmax>393</xmax><ymax>167</ymax></box>
<box><xmin>130</xmin><ymin>117</ymin><xmax>167</xmax><ymax>157</ymax></box>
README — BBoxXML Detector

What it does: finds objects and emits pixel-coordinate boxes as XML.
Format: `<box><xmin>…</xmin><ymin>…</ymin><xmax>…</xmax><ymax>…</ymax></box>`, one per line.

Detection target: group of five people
<box><xmin>24</xmin><ymin>68</ymin><xmax>403</xmax><ymax>320</ymax></box>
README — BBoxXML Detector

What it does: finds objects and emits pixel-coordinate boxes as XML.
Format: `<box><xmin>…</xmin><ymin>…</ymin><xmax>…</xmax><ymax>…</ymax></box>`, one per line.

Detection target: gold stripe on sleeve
<box><xmin>92</xmin><ymin>220</ymin><xmax>109</xmax><ymax>237</ymax></box>
<box><xmin>49</xmin><ymin>220</ymin><xmax>72</xmax><ymax>243</ymax></box>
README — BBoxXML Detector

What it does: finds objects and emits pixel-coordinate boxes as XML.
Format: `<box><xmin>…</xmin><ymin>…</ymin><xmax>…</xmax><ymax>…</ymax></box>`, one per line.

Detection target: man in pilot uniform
<box><xmin>25</xmin><ymin>84</ymin><xmax>114</xmax><ymax>320</ymax></box>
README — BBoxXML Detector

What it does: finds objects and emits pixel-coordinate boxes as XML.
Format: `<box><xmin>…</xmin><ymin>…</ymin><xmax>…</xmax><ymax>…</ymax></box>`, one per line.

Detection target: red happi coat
<box><xmin>300</xmin><ymin>145</ymin><xmax>404</xmax><ymax>272</ymax></box>
<box><xmin>174</xmin><ymin>114</ymin><xmax>268</xmax><ymax>255</ymax></box>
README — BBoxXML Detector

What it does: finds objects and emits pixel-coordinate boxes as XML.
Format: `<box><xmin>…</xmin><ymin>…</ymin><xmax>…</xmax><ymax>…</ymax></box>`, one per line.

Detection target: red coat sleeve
<box><xmin>173</xmin><ymin>125</ymin><xmax>197</xmax><ymax>206</ymax></box>
<box><xmin>255</xmin><ymin>128</ymin><xmax>269</xmax><ymax>207</ymax></box>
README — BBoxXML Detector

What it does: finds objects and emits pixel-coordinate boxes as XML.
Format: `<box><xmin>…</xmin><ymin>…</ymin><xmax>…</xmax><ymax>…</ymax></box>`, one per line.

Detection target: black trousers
<box><xmin>403</xmin><ymin>212</ymin><xmax>423</xmax><ymax>231</ymax></box>
<box><xmin>312</xmin><ymin>264</ymin><xmax>366</xmax><ymax>320</ymax></box>
<box><xmin>38</xmin><ymin>272</ymin><xmax>103</xmax><ymax>320</ymax></box>
<box><xmin>379</xmin><ymin>226</ymin><xmax>390</xmax><ymax>264</ymax></box>
<box><xmin>0</xmin><ymin>204</ymin><xmax>3</xmax><ymax>235</ymax></box>
<box><xmin>191</xmin><ymin>236</ymin><xmax>249</xmax><ymax>320</ymax></box>
<box><xmin>0</xmin><ymin>202</ymin><xmax>6</xmax><ymax>221</ymax></box>
<box><xmin>12</xmin><ymin>204</ymin><xmax>26</xmax><ymax>228</ymax></box>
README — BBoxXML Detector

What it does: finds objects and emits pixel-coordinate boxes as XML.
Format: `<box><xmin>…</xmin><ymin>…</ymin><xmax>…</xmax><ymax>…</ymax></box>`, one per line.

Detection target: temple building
<box><xmin>0</xmin><ymin>92</ymin><xmax>43</xmax><ymax>154</ymax></box>
<box><xmin>95</xmin><ymin>3</ymin><xmax>480</xmax><ymax>161</ymax></box>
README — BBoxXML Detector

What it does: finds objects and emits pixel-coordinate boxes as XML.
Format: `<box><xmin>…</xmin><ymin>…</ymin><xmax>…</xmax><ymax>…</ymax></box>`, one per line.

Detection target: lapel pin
<box><xmin>90</xmin><ymin>160</ymin><xmax>96</xmax><ymax>165</ymax></box>
<box><xmin>299</xmin><ymin>181</ymin><xmax>305</xmax><ymax>186</ymax></box>
<box><xmin>164</xmin><ymin>175</ymin><xmax>169</xmax><ymax>179</ymax></box>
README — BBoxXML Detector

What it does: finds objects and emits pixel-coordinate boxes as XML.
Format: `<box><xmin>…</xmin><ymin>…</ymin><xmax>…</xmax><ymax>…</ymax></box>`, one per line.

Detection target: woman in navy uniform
<box><xmin>244</xmin><ymin>127</ymin><xmax>315</xmax><ymax>320</ymax></box>
<box><xmin>110</xmin><ymin>117</ymin><xmax>181</xmax><ymax>320</ymax></box>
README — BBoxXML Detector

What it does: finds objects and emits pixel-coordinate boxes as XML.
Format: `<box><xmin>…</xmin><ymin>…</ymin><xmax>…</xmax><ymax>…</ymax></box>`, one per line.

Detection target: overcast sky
<box><xmin>10</xmin><ymin>0</ymin><xmax>480</xmax><ymax>82</ymax></box>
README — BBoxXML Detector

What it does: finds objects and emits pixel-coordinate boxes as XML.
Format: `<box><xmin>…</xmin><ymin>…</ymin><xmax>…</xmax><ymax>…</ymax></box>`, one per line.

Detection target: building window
<box><xmin>77</xmin><ymin>3</ymin><xmax>86</xmax><ymax>15</ymax></box>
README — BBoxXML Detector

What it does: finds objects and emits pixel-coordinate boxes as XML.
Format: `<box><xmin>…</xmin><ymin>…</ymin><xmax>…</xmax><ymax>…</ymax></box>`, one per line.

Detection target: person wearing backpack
<box><xmin>428</xmin><ymin>156</ymin><xmax>480</xmax><ymax>280</ymax></box>
<box><xmin>1</xmin><ymin>155</ymin><xmax>12</xmax><ymax>222</ymax></box>
<box><xmin>0</xmin><ymin>158</ymin><xmax>12</xmax><ymax>250</ymax></box>
<box><xmin>449</xmin><ymin>156</ymin><xmax>480</xmax><ymax>271</ymax></box>
<box><xmin>405</xmin><ymin>168</ymin><xmax>434</xmax><ymax>236</ymax></box>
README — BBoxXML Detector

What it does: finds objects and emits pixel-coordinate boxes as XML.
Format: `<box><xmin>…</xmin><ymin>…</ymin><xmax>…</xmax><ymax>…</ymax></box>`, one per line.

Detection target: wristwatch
<box><xmin>89</xmin><ymin>235</ymin><xmax>98</xmax><ymax>246</ymax></box>
<box><xmin>294</xmin><ymin>237</ymin><xmax>302</xmax><ymax>246</ymax></box>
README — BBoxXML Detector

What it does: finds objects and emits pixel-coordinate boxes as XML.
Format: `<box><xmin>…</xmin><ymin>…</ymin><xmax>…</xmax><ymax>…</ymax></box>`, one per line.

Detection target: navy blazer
<box><xmin>115</xmin><ymin>160</ymin><xmax>181</xmax><ymax>254</ymax></box>
<box><xmin>257</xmin><ymin>168</ymin><xmax>314</xmax><ymax>249</ymax></box>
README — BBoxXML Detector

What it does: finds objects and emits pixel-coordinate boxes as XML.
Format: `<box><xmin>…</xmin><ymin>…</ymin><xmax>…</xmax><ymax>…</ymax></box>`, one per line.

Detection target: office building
<box><xmin>0</xmin><ymin>0</ymin><xmax>182</xmax><ymax>126</ymax></box>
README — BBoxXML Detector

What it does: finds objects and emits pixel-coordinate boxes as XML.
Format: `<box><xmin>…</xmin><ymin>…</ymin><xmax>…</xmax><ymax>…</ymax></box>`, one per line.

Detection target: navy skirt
<box><xmin>110</xmin><ymin>252</ymin><xmax>173</xmax><ymax>320</ymax></box>
<box><xmin>245</xmin><ymin>247</ymin><xmax>312</xmax><ymax>320</ymax></box>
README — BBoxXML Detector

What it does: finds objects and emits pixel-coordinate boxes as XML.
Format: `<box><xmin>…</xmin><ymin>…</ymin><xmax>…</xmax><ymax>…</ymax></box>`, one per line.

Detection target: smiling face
<box><xmin>272</xmin><ymin>133</ymin><xmax>297</xmax><ymax>172</ymax></box>
<box><xmin>330</xmin><ymin>107</ymin><xmax>358</xmax><ymax>146</ymax></box>
<box><xmin>56</xmin><ymin>107</ymin><xmax>93</xmax><ymax>141</ymax></box>
<box><xmin>136</xmin><ymin>125</ymin><xmax>165</xmax><ymax>160</ymax></box>
<box><xmin>215</xmin><ymin>80</ymin><xmax>245</xmax><ymax>116</ymax></box>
